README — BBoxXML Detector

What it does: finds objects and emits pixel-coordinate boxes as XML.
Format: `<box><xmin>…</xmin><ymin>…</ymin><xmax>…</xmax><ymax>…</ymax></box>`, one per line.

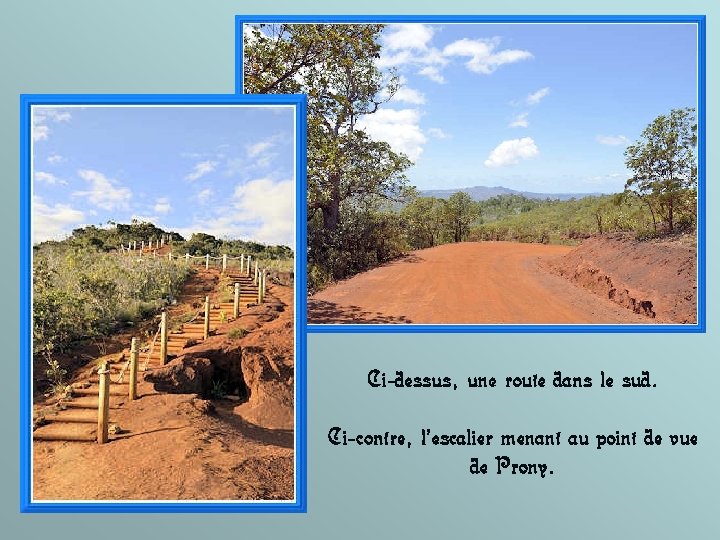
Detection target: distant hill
<box><xmin>420</xmin><ymin>185</ymin><xmax>602</xmax><ymax>201</ymax></box>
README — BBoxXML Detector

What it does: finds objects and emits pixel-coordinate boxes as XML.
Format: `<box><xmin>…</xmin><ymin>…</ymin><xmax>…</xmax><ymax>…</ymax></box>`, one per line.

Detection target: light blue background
<box><xmin>1</xmin><ymin>1</ymin><xmax>717</xmax><ymax>538</ymax></box>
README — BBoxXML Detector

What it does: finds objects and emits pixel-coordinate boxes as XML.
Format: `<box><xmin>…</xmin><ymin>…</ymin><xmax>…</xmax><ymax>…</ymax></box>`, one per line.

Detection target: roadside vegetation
<box><xmin>33</xmin><ymin>242</ymin><xmax>190</xmax><ymax>358</ymax></box>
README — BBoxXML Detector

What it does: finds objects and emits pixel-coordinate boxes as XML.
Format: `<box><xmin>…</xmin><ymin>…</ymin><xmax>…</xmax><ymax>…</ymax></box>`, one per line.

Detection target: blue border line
<box><xmin>236</xmin><ymin>14</ymin><xmax>706</xmax><ymax>335</ymax></box>
<box><xmin>697</xmin><ymin>16</ymin><xmax>706</xmax><ymax>333</ymax></box>
<box><xmin>20</xmin><ymin>93</ymin><xmax>308</xmax><ymax>513</ymax></box>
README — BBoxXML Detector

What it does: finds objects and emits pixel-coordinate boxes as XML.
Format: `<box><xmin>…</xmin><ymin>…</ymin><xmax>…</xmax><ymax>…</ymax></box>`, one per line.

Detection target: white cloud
<box><xmin>33</xmin><ymin>196</ymin><xmax>85</xmax><ymax>243</ymax></box>
<box><xmin>247</xmin><ymin>140</ymin><xmax>273</xmax><ymax>158</ymax></box>
<box><xmin>130</xmin><ymin>214</ymin><xmax>159</xmax><ymax>224</ymax></box>
<box><xmin>376</xmin><ymin>50</ymin><xmax>414</xmax><ymax>69</ymax></box>
<box><xmin>44</xmin><ymin>110</ymin><xmax>71</xmax><ymax>122</ymax></box>
<box><xmin>153</xmin><ymin>197</ymin><xmax>171</xmax><ymax>214</ymax></box>
<box><xmin>196</xmin><ymin>188</ymin><xmax>213</xmax><ymax>204</ymax></box>
<box><xmin>377</xmin><ymin>24</ymin><xmax>448</xmax><ymax>83</ymax></box>
<box><xmin>33</xmin><ymin>125</ymin><xmax>49</xmax><ymax>142</ymax></box>
<box><xmin>392</xmin><ymin>85</ymin><xmax>426</xmax><ymax>105</ymax></box>
<box><xmin>185</xmin><ymin>160</ymin><xmax>218</xmax><ymax>181</ymax></box>
<box><xmin>73</xmin><ymin>169</ymin><xmax>132</xmax><ymax>210</ymax></box>
<box><xmin>427</xmin><ymin>127</ymin><xmax>449</xmax><ymax>139</ymax></box>
<box><xmin>47</xmin><ymin>153</ymin><xmax>65</xmax><ymax>164</ymax></box>
<box><xmin>596</xmin><ymin>135</ymin><xmax>630</xmax><ymax>146</ymax></box>
<box><xmin>527</xmin><ymin>87</ymin><xmax>550</xmax><ymax>105</ymax></box>
<box><xmin>484</xmin><ymin>137</ymin><xmax>539</xmax><ymax>168</ymax></box>
<box><xmin>179</xmin><ymin>178</ymin><xmax>295</xmax><ymax>247</ymax></box>
<box><xmin>418</xmin><ymin>66</ymin><xmax>445</xmax><ymax>84</ymax></box>
<box><xmin>34</xmin><ymin>171</ymin><xmax>66</xmax><ymax>185</ymax></box>
<box><xmin>233</xmin><ymin>178</ymin><xmax>294</xmax><ymax>245</ymax></box>
<box><xmin>356</xmin><ymin>108</ymin><xmax>427</xmax><ymax>161</ymax></box>
<box><xmin>32</xmin><ymin>108</ymin><xmax>72</xmax><ymax>142</ymax></box>
<box><xmin>443</xmin><ymin>38</ymin><xmax>533</xmax><ymax>75</ymax></box>
<box><xmin>243</xmin><ymin>24</ymin><xmax>261</xmax><ymax>46</ymax></box>
<box><xmin>383</xmin><ymin>23</ymin><xmax>434</xmax><ymax>51</ymax></box>
<box><xmin>509</xmin><ymin>112</ymin><xmax>529</xmax><ymax>128</ymax></box>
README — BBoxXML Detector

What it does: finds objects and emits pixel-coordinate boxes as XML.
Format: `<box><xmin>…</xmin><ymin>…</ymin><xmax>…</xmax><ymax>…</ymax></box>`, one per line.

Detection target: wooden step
<box><xmin>178</xmin><ymin>323</ymin><xmax>208</xmax><ymax>329</ymax></box>
<box><xmin>43</xmin><ymin>414</ymin><xmax>96</xmax><ymax>424</ymax></box>
<box><xmin>89</xmin><ymin>378</ymin><xmax>129</xmax><ymax>385</ymax></box>
<box><xmin>175</xmin><ymin>332</ymin><xmax>210</xmax><ymax>339</ymax></box>
<box><xmin>62</xmin><ymin>401</ymin><xmax>119</xmax><ymax>410</ymax></box>
<box><xmin>34</xmin><ymin>432</ymin><xmax>97</xmax><ymax>442</ymax></box>
<box><xmin>72</xmin><ymin>387</ymin><xmax>126</xmax><ymax>396</ymax></box>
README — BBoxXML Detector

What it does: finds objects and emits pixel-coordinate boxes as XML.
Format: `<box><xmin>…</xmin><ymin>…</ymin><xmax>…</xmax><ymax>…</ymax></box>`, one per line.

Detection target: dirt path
<box><xmin>309</xmin><ymin>242</ymin><xmax>650</xmax><ymax>324</ymax></box>
<box><xmin>33</xmin><ymin>262</ymin><xmax>295</xmax><ymax>501</ymax></box>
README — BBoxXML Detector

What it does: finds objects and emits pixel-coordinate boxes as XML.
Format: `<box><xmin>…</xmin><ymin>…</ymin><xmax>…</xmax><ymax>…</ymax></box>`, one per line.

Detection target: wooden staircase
<box><xmin>33</xmin><ymin>268</ymin><xmax>264</xmax><ymax>444</ymax></box>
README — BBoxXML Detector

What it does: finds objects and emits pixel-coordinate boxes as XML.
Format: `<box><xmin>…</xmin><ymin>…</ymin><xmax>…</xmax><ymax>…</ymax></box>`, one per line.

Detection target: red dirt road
<box><xmin>309</xmin><ymin>242</ymin><xmax>650</xmax><ymax>324</ymax></box>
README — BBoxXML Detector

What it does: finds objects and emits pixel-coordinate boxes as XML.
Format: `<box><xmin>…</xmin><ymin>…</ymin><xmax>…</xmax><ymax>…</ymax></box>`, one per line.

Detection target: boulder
<box><xmin>145</xmin><ymin>357</ymin><xmax>214</xmax><ymax>395</ymax></box>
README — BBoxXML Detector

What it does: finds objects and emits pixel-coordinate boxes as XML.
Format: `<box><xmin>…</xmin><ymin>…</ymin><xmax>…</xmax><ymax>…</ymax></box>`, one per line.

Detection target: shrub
<box><xmin>227</xmin><ymin>328</ymin><xmax>247</xmax><ymax>340</ymax></box>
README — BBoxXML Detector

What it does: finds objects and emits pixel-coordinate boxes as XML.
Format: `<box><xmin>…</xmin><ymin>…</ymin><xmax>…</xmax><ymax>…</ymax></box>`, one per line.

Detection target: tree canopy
<box><xmin>624</xmin><ymin>107</ymin><xmax>697</xmax><ymax>233</ymax></box>
<box><xmin>244</xmin><ymin>23</ymin><xmax>413</xmax><ymax>287</ymax></box>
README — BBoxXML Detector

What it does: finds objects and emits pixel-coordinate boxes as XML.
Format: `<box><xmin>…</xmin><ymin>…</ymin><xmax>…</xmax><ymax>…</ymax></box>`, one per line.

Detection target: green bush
<box><xmin>227</xmin><ymin>328</ymin><xmax>247</xmax><ymax>340</ymax></box>
<box><xmin>33</xmin><ymin>244</ymin><xmax>191</xmax><ymax>355</ymax></box>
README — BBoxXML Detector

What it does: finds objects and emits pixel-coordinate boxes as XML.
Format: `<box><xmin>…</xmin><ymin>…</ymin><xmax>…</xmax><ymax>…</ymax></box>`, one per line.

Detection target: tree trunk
<box><xmin>645</xmin><ymin>199</ymin><xmax>657</xmax><ymax>232</ymax></box>
<box><xmin>322</xmin><ymin>172</ymin><xmax>342</xmax><ymax>231</ymax></box>
<box><xmin>322</xmin><ymin>200</ymin><xmax>340</xmax><ymax>231</ymax></box>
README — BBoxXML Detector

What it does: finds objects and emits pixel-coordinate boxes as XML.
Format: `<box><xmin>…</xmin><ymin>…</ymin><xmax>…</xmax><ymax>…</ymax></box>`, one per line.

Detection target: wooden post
<box><xmin>168</xmin><ymin>251</ymin><xmax>172</xmax><ymax>261</ymax></box>
<box><xmin>233</xmin><ymin>283</ymin><xmax>240</xmax><ymax>318</ymax></box>
<box><xmin>153</xmin><ymin>250</ymin><xmax>157</xmax><ymax>258</ymax></box>
<box><xmin>161</xmin><ymin>236</ymin><xmax>165</xmax><ymax>247</ymax></box>
<box><xmin>129</xmin><ymin>337</ymin><xmax>138</xmax><ymax>400</ymax></box>
<box><xmin>222</xmin><ymin>254</ymin><xmax>227</xmax><ymax>273</ymax></box>
<box><xmin>246</xmin><ymin>256</ymin><xmax>252</xmax><ymax>277</ymax></box>
<box><xmin>160</xmin><ymin>311</ymin><xmax>168</xmax><ymax>365</ymax></box>
<box><xmin>185</xmin><ymin>253</ymin><xmax>190</xmax><ymax>263</ymax></box>
<box><xmin>133</xmin><ymin>240</ymin><xmax>136</xmax><ymax>250</ymax></box>
<box><xmin>261</xmin><ymin>270</ymin><xmax>267</xmax><ymax>303</ymax></box>
<box><xmin>97</xmin><ymin>362</ymin><xmax>110</xmax><ymax>444</ymax></box>
<box><xmin>203</xmin><ymin>295</ymin><xmax>210</xmax><ymax>340</ymax></box>
<box><xmin>141</xmin><ymin>240</ymin><xmax>145</xmax><ymax>251</ymax></box>
<box><xmin>205</xmin><ymin>254</ymin><xmax>210</xmax><ymax>270</ymax></box>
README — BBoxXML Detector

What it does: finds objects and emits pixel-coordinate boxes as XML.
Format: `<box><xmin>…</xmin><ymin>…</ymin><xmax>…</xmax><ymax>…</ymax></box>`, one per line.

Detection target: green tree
<box><xmin>244</xmin><ymin>24</ymin><xmax>414</xmax><ymax>284</ymax></box>
<box><xmin>401</xmin><ymin>196</ymin><xmax>445</xmax><ymax>249</ymax></box>
<box><xmin>443</xmin><ymin>192</ymin><xmax>480</xmax><ymax>242</ymax></box>
<box><xmin>624</xmin><ymin>107</ymin><xmax>697</xmax><ymax>233</ymax></box>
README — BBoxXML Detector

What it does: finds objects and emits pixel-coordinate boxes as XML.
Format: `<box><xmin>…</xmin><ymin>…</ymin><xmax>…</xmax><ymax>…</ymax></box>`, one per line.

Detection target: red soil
<box><xmin>308</xmin><ymin>240</ymin><xmax>693</xmax><ymax>325</ymax></box>
<box><xmin>547</xmin><ymin>234</ymin><xmax>697</xmax><ymax>324</ymax></box>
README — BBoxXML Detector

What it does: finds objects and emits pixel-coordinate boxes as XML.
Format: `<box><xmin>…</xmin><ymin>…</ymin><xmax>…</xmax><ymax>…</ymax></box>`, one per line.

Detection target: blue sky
<box><xmin>32</xmin><ymin>105</ymin><xmax>296</xmax><ymax>246</ymax></box>
<box><xmin>339</xmin><ymin>23</ymin><xmax>698</xmax><ymax>193</ymax></box>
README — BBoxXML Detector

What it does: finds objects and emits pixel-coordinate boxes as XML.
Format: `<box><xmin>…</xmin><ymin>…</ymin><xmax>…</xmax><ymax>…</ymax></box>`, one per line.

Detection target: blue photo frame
<box><xmin>236</xmin><ymin>14</ymin><xmax>706</xmax><ymax>334</ymax></box>
<box><xmin>20</xmin><ymin>93</ymin><xmax>308</xmax><ymax>512</ymax></box>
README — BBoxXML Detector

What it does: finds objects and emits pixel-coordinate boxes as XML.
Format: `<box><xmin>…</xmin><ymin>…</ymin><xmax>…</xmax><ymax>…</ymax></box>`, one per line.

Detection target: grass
<box><xmin>227</xmin><ymin>328</ymin><xmax>247</xmax><ymax>340</ymax></box>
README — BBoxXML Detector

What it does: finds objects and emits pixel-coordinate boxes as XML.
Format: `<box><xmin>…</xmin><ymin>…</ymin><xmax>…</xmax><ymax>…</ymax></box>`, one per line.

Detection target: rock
<box><xmin>108</xmin><ymin>423</ymin><xmax>125</xmax><ymax>434</ymax></box>
<box><xmin>191</xmin><ymin>398</ymin><xmax>215</xmax><ymax>415</ymax></box>
<box><xmin>145</xmin><ymin>357</ymin><xmax>214</xmax><ymax>395</ymax></box>
<box><xmin>235</xmin><ymin>348</ymin><xmax>294</xmax><ymax>430</ymax></box>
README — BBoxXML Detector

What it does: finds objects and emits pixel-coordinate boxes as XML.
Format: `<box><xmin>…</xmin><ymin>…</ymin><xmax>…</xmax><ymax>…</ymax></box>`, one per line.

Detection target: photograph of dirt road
<box><xmin>28</xmin><ymin>102</ymin><xmax>298</xmax><ymax>502</ymax></box>
<box><xmin>242</xmin><ymin>21</ymin><xmax>700</xmax><ymax>325</ymax></box>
